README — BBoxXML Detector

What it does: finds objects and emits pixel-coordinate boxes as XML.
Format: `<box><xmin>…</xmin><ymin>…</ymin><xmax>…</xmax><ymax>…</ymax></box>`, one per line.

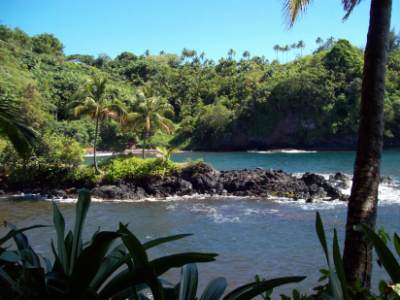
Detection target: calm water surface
<box><xmin>1</xmin><ymin>150</ymin><xmax>400</xmax><ymax>295</ymax></box>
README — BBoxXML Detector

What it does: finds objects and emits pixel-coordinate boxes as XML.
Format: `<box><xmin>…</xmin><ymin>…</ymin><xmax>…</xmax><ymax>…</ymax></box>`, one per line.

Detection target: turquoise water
<box><xmin>173</xmin><ymin>149</ymin><xmax>400</xmax><ymax>179</ymax></box>
<box><xmin>1</xmin><ymin>150</ymin><xmax>400</xmax><ymax>295</ymax></box>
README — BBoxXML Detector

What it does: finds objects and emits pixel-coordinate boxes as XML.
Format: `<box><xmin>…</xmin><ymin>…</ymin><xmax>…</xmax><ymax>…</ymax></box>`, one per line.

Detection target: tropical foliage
<box><xmin>1</xmin><ymin>25</ymin><xmax>400</xmax><ymax>154</ymax></box>
<box><xmin>70</xmin><ymin>76</ymin><xmax>127</xmax><ymax>172</ymax></box>
<box><xmin>124</xmin><ymin>84</ymin><xmax>175</xmax><ymax>158</ymax></box>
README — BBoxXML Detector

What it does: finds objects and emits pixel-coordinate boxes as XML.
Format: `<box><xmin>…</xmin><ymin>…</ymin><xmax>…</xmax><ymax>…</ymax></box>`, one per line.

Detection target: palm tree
<box><xmin>227</xmin><ymin>48</ymin><xmax>236</xmax><ymax>60</ymax></box>
<box><xmin>297</xmin><ymin>40</ymin><xmax>305</xmax><ymax>56</ymax></box>
<box><xmin>124</xmin><ymin>85</ymin><xmax>175</xmax><ymax>158</ymax></box>
<box><xmin>273</xmin><ymin>44</ymin><xmax>280</xmax><ymax>61</ymax></box>
<box><xmin>282</xmin><ymin>45</ymin><xmax>290</xmax><ymax>62</ymax></box>
<box><xmin>315</xmin><ymin>37</ymin><xmax>324</xmax><ymax>46</ymax></box>
<box><xmin>0</xmin><ymin>91</ymin><xmax>36</xmax><ymax>157</ymax></box>
<box><xmin>156</xmin><ymin>146</ymin><xmax>178</xmax><ymax>177</ymax></box>
<box><xmin>70</xmin><ymin>76</ymin><xmax>127</xmax><ymax>173</ymax></box>
<box><xmin>242</xmin><ymin>50</ymin><xmax>251</xmax><ymax>60</ymax></box>
<box><xmin>284</xmin><ymin>0</ymin><xmax>392</xmax><ymax>289</ymax></box>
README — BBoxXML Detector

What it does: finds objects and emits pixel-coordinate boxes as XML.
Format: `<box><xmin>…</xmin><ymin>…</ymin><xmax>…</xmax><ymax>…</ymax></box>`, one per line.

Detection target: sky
<box><xmin>1</xmin><ymin>0</ymin><xmax>400</xmax><ymax>61</ymax></box>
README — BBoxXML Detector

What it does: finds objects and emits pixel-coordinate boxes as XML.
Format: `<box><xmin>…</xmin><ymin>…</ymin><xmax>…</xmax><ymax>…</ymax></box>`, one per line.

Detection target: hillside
<box><xmin>1</xmin><ymin>25</ymin><xmax>400</xmax><ymax>151</ymax></box>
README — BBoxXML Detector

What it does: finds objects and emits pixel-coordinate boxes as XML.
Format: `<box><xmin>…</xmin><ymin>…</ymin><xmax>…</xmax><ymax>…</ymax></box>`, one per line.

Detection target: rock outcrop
<box><xmin>89</xmin><ymin>162</ymin><xmax>347</xmax><ymax>201</ymax></box>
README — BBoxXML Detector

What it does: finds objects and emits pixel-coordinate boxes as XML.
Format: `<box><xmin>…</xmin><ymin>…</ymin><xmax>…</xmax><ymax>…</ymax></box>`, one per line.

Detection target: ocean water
<box><xmin>1</xmin><ymin>150</ymin><xmax>400</xmax><ymax>296</ymax></box>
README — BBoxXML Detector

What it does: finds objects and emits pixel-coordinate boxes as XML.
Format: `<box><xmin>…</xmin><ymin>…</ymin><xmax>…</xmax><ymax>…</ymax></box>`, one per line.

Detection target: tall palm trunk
<box><xmin>142</xmin><ymin>131</ymin><xmax>147</xmax><ymax>159</ymax></box>
<box><xmin>93</xmin><ymin>115</ymin><xmax>100</xmax><ymax>173</ymax></box>
<box><xmin>343</xmin><ymin>0</ymin><xmax>392</xmax><ymax>289</ymax></box>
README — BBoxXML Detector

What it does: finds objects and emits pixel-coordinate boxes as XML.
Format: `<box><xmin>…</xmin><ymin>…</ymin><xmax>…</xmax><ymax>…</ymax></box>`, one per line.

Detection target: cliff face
<box><xmin>190</xmin><ymin>113</ymin><xmax>358</xmax><ymax>150</ymax></box>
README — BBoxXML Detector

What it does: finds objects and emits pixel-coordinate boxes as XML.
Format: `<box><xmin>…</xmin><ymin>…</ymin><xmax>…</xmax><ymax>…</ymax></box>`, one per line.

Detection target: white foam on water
<box><xmin>17</xmin><ymin>172</ymin><xmax>400</xmax><ymax>212</ymax></box>
<box><xmin>190</xmin><ymin>203</ymin><xmax>240</xmax><ymax>224</ymax></box>
<box><xmin>248</xmin><ymin>149</ymin><xmax>318</xmax><ymax>154</ymax></box>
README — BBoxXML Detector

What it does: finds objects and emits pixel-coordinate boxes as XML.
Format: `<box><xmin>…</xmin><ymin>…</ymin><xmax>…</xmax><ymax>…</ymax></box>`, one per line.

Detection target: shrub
<box><xmin>68</xmin><ymin>165</ymin><xmax>101</xmax><ymax>187</ymax></box>
<box><xmin>36</xmin><ymin>133</ymin><xmax>83</xmax><ymax>167</ymax></box>
<box><xmin>104</xmin><ymin>156</ymin><xmax>179</xmax><ymax>182</ymax></box>
<box><xmin>0</xmin><ymin>133</ymin><xmax>84</xmax><ymax>189</ymax></box>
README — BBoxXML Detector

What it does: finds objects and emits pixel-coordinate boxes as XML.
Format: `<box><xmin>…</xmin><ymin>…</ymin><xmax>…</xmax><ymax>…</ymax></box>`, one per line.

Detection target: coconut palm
<box><xmin>124</xmin><ymin>85</ymin><xmax>175</xmax><ymax>158</ymax></box>
<box><xmin>0</xmin><ymin>90</ymin><xmax>36</xmax><ymax>157</ymax></box>
<box><xmin>284</xmin><ymin>0</ymin><xmax>392</xmax><ymax>289</ymax></box>
<box><xmin>156</xmin><ymin>146</ymin><xmax>179</xmax><ymax>177</ymax></box>
<box><xmin>297</xmin><ymin>40</ymin><xmax>305</xmax><ymax>56</ymax></box>
<box><xmin>273</xmin><ymin>44</ymin><xmax>280</xmax><ymax>61</ymax></box>
<box><xmin>70</xmin><ymin>76</ymin><xmax>127</xmax><ymax>173</ymax></box>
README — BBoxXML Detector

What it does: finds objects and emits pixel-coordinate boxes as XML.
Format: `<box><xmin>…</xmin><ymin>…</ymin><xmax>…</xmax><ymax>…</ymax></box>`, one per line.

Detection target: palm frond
<box><xmin>342</xmin><ymin>0</ymin><xmax>362</xmax><ymax>20</ymax></box>
<box><xmin>283</xmin><ymin>0</ymin><xmax>313</xmax><ymax>27</ymax></box>
<box><xmin>0</xmin><ymin>97</ymin><xmax>37</xmax><ymax>156</ymax></box>
<box><xmin>154</xmin><ymin>114</ymin><xmax>175</xmax><ymax>134</ymax></box>
<box><xmin>104</xmin><ymin>99</ymin><xmax>128</xmax><ymax>120</ymax></box>
<box><xmin>123</xmin><ymin>112</ymin><xmax>145</xmax><ymax>130</ymax></box>
<box><xmin>73</xmin><ymin>100</ymin><xmax>97</xmax><ymax>118</ymax></box>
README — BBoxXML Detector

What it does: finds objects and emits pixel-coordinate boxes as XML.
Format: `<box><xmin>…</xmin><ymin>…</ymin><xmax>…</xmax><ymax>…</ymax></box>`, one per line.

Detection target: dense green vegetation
<box><xmin>1</xmin><ymin>25</ymin><xmax>399</xmax><ymax>155</ymax></box>
<box><xmin>0</xmin><ymin>142</ymin><xmax>181</xmax><ymax>190</ymax></box>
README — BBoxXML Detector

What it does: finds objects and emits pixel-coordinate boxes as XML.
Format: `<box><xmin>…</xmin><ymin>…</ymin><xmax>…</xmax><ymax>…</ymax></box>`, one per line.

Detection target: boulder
<box><xmin>48</xmin><ymin>189</ymin><xmax>67</xmax><ymax>199</ymax></box>
<box><xmin>91</xmin><ymin>185</ymin><xmax>139</xmax><ymax>200</ymax></box>
<box><xmin>380</xmin><ymin>176</ymin><xmax>393</xmax><ymax>185</ymax></box>
<box><xmin>180</xmin><ymin>163</ymin><xmax>220</xmax><ymax>193</ymax></box>
<box><xmin>329</xmin><ymin>172</ymin><xmax>350</xmax><ymax>189</ymax></box>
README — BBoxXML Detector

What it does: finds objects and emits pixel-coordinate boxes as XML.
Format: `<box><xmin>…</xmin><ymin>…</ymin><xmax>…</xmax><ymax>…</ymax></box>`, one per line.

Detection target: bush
<box><xmin>0</xmin><ymin>133</ymin><xmax>84</xmax><ymax>189</ymax></box>
<box><xmin>68</xmin><ymin>165</ymin><xmax>101</xmax><ymax>187</ymax></box>
<box><xmin>46</xmin><ymin>119</ymin><xmax>95</xmax><ymax>146</ymax></box>
<box><xmin>36</xmin><ymin>133</ymin><xmax>83</xmax><ymax>167</ymax></box>
<box><xmin>104</xmin><ymin>156</ymin><xmax>179</xmax><ymax>182</ymax></box>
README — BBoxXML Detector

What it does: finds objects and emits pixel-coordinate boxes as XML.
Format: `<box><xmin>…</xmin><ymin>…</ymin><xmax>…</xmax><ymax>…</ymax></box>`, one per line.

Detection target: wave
<box><xmin>8</xmin><ymin>173</ymin><xmax>400</xmax><ymax>208</ymax></box>
<box><xmin>247</xmin><ymin>149</ymin><xmax>318</xmax><ymax>154</ymax></box>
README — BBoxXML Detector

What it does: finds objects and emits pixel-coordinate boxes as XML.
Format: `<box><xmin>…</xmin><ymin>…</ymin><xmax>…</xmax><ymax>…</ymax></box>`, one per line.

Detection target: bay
<box><xmin>1</xmin><ymin>149</ymin><xmax>400</xmax><ymax>295</ymax></box>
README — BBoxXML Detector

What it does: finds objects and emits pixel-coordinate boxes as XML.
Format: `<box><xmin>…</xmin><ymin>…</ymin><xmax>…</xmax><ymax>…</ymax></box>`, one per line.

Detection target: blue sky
<box><xmin>1</xmin><ymin>0</ymin><xmax>399</xmax><ymax>60</ymax></box>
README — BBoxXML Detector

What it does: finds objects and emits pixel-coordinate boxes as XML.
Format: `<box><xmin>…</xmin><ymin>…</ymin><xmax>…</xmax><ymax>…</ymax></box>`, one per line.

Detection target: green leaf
<box><xmin>360</xmin><ymin>224</ymin><xmax>400</xmax><ymax>283</ymax></box>
<box><xmin>70</xmin><ymin>189</ymin><xmax>91</xmax><ymax>275</ymax></box>
<box><xmin>51</xmin><ymin>239</ymin><xmax>64</xmax><ymax>274</ymax></box>
<box><xmin>53</xmin><ymin>201</ymin><xmax>68</xmax><ymax>273</ymax></box>
<box><xmin>199</xmin><ymin>277</ymin><xmax>227</xmax><ymax>300</ymax></box>
<box><xmin>89</xmin><ymin>244</ymin><xmax>128</xmax><ymax>290</ymax></box>
<box><xmin>148</xmin><ymin>277</ymin><xmax>165</xmax><ymax>300</ymax></box>
<box><xmin>0</xmin><ymin>250</ymin><xmax>21</xmax><ymax>262</ymax></box>
<box><xmin>332</xmin><ymin>229</ymin><xmax>348</xmax><ymax>300</ymax></box>
<box><xmin>12</xmin><ymin>229</ymin><xmax>40</xmax><ymax>268</ymax></box>
<box><xmin>328</xmin><ymin>270</ymin><xmax>344</xmax><ymax>300</ymax></box>
<box><xmin>99</xmin><ymin>268</ymin><xmax>142</xmax><ymax>299</ymax></box>
<box><xmin>70</xmin><ymin>231</ymin><xmax>120</xmax><ymax>294</ymax></box>
<box><xmin>0</xmin><ymin>225</ymin><xmax>48</xmax><ymax>246</ymax></box>
<box><xmin>0</xmin><ymin>267</ymin><xmax>24</xmax><ymax>296</ymax></box>
<box><xmin>151</xmin><ymin>253</ymin><xmax>218</xmax><ymax>276</ymax></box>
<box><xmin>178</xmin><ymin>264</ymin><xmax>198</xmax><ymax>300</ymax></box>
<box><xmin>394</xmin><ymin>234</ymin><xmax>400</xmax><ymax>257</ymax></box>
<box><xmin>392</xmin><ymin>283</ymin><xmax>400</xmax><ymax>296</ymax></box>
<box><xmin>315</xmin><ymin>212</ymin><xmax>330</xmax><ymax>266</ymax></box>
<box><xmin>118</xmin><ymin>223</ymin><xmax>149</xmax><ymax>269</ymax></box>
<box><xmin>65</xmin><ymin>230</ymin><xmax>73</xmax><ymax>259</ymax></box>
<box><xmin>223</xmin><ymin>276</ymin><xmax>306</xmax><ymax>300</ymax></box>
<box><xmin>292</xmin><ymin>289</ymin><xmax>301</xmax><ymax>300</ymax></box>
<box><xmin>143</xmin><ymin>234</ymin><xmax>193</xmax><ymax>250</ymax></box>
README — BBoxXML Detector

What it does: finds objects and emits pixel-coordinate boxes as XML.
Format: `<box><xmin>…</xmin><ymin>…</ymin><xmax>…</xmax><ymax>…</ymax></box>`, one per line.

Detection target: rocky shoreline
<box><xmin>1</xmin><ymin>162</ymin><xmax>356</xmax><ymax>203</ymax></box>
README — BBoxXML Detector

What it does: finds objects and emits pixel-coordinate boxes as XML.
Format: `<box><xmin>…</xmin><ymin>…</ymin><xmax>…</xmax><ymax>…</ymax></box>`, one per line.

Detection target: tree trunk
<box><xmin>93</xmin><ymin>116</ymin><xmax>100</xmax><ymax>173</ymax></box>
<box><xmin>343</xmin><ymin>0</ymin><xmax>392</xmax><ymax>290</ymax></box>
<box><xmin>142</xmin><ymin>131</ymin><xmax>147</xmax><ymax>159</ymax></box>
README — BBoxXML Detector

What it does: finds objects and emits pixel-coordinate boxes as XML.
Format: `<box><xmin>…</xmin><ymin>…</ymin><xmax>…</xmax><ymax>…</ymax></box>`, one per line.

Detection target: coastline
<box><xmin>0</xmin><ymin>162</ymin><xmax>349</xmax><ymax>204</ymax></box>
